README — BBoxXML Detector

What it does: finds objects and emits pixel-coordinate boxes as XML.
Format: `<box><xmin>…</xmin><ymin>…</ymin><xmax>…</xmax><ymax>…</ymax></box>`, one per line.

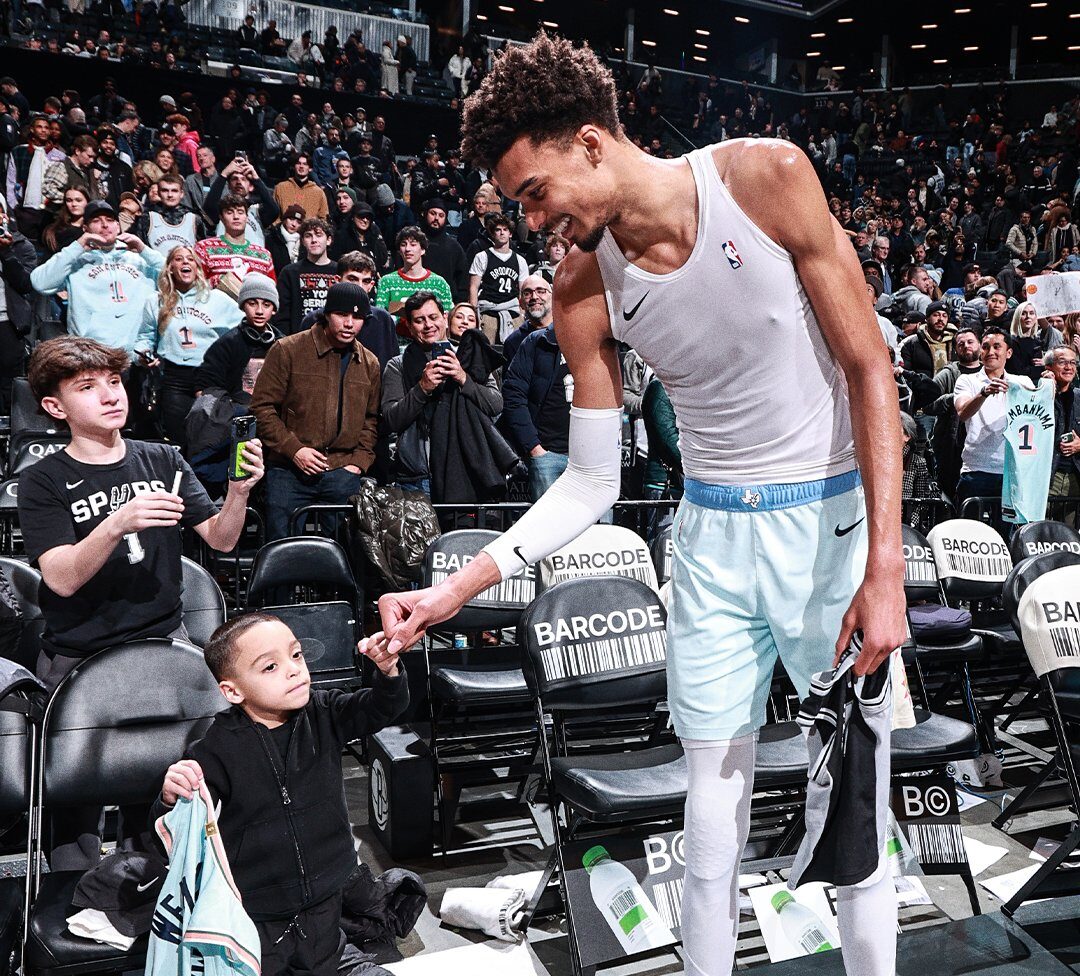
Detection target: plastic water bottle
<box><xmin>770</xmin><ymin>890</ymin><xmax>836</xmax><ymax>955</ymax></box>
<box><xmin>582</xmin><ymin>845</ymin><xmax>673</xmax><ymax>953</ymax></box>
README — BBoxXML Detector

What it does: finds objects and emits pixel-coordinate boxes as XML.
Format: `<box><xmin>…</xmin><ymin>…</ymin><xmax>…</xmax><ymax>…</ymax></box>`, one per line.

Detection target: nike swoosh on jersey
<box><xmin>65</xmin><ymin>480</ymin><xmax>84</xmax><ymax>490</ymax></box>
<box><xmin>834</xmin><ymin>518</ymin><xmax>865</xmax><ymax>537</ymax></box>
<box><xmin>622</xmin><ymin>292</ymin><xmax>649</xmax><ymax>321</ymax></box>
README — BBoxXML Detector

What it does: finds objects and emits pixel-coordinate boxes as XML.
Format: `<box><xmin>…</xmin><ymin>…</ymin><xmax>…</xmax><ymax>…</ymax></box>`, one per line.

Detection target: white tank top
<box><xmin>597</xmin><ymin>145</ymin><xmax>856</xmax><ymax>486</ymax></box>
<box><xmin>147</xmin><ymin>211</ymin><xmax>197</xmax><ymax>256</ymax></box>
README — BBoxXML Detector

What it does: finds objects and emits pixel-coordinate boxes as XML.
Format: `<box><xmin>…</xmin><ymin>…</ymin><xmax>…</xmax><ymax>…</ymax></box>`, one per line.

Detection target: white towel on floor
<box><xmin>67</xmin><ymin>909</ymin><xmax>136</xmax><ymax>950</ymax></box>
<box><xmin>439</xmin><ymin>887</ymin><xmax>525</xmax><ymax>942</ymax></box>
<box><xmin>486</xmin><ymin>871</ymin><xmax>546</xmax><ymax>896</ymax></box>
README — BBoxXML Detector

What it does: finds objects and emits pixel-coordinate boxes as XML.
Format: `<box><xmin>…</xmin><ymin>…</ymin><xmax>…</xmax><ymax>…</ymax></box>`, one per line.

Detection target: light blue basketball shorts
<box><xmin>667</xmin><ymin>470</ymin><xmax>868</xmax><ymax>741</ymax></box>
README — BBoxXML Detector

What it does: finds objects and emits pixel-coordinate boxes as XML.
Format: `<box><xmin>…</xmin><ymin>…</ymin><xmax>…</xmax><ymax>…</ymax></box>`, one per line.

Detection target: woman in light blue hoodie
<box><xmin>135</xmin><ymin>246</ymin><xmax>243</xmax><ymax>446</ymax></box>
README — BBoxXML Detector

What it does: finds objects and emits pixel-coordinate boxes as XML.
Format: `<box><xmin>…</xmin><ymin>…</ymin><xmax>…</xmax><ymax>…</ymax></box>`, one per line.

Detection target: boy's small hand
<box><xmin>359</xmin><ymin>631</ymin><xmax>399</xmax><ymax>676</ymax></box>
<box><xmin>162</xmin><ymin>759</ymin><xmax>203</xmax><ymax>807</ymax></box>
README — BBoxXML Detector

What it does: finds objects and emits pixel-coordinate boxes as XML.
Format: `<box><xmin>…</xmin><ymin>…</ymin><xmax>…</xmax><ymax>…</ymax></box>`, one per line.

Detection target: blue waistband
<box><xmin>684</xmin><ymin>469</ymin><xmax>861</xmax><ymax>512</ymax></box>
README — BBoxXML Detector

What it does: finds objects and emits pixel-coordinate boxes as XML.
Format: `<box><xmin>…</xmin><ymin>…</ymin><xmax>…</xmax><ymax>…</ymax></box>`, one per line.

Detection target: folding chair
<box><xmin>1001</xmin><ymin>564</ymin><xmax>1080</xmax><ymax>916</ymax></box>
<box><xmin>179</xmin><ymin>556</ymin><xmax>226</xmax><ymax>648</ymax></box>
<box><xmin>538</xmin><ymin>524</ymin><xmax>659</xmax><ymax>593</ymax></box>
<box><xmin>0</xmin><ymin>666</ymin><xmax>44</xmax><ymax>976</ymax></box>
<box><xmin>927</xmin><ymin>518</ymin><xmax>1018</xmax><ymax>653</ymax></box>
<box><xmin>520</xmin><ymin>576</ymin><xmax>683</xmax><ymax>975</ymax></box>
<box><xmin>1009</xmin><ymin>520</ymin><xmax>1080</xmax><ymax>564</ymax></box>
<box><xmin>902</xmin><ymin>524</ymin><xmax>987</xmax><ymax>741</ymax></box>
<box><xmin>22</xmin><ymin>639</ymin><xmax>226</xmax><ymax>976</ymax></box>
<box><xmin>993</xmin><ymin>549</ymin><xmax>1080</xmax><ymax>832</ymax></box>
<box><xmin>246</xmin><ymin>537</ymin><xmax>361</xmax><ymax>689</ymax></box>
<box><xmin>419</xmin><ymin>530</ymin><xmax>538</xmax><ymax>849</ymax></box>
<box><xmin>0</xmin><ymin>558</ymin><xmax>43</xmax><ymax>673</ymax></box>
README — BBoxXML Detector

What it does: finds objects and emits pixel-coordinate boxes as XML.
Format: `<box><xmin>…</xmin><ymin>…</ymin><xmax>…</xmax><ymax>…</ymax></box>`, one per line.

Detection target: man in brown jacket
<box><xmin>251</xmin><ymin>280</ymin><xmax>380</xmax><ymax>539</ymax></box>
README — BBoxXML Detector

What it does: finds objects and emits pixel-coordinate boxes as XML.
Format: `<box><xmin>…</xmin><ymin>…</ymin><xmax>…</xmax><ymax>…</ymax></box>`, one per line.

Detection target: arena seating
<box><xmin>1005</xmin><ymin>564</ymin><xmax>1080</xmax><ymax>916</ymax></box>
<box><xmin>23</xmin><ymin>639</ymin><xmax>225</xmax><ymax>976</ymax></box>
<box><xmin>178</xmin><ymin>556</ymin><xmax>225</xmax><ymax>648</ymax></box>
<box><xmin>418</xmin><ymin>529</ymin><xmax>537</xmax><ymax>849</ymax></box>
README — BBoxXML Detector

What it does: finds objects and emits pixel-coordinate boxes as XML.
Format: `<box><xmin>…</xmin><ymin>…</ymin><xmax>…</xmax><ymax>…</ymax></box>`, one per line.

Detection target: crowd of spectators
<box><xmin>0</xmin><ymin>45</ymin><xmax>1077</xmax><ymax>560</ymax></box>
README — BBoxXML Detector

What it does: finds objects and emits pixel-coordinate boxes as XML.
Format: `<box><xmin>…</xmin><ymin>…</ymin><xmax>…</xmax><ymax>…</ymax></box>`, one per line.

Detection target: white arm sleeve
<box><xmin>481</xmin><ymin>406</ymin><xmax>623</xmax><ymax>580</ymax></box>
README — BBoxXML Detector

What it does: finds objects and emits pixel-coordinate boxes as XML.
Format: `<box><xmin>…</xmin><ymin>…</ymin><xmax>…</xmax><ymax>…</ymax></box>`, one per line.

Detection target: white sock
<box><xmin>679</xmin><ymin>735</ymin><xmax>756</xmax><ymax>976</ymax></box>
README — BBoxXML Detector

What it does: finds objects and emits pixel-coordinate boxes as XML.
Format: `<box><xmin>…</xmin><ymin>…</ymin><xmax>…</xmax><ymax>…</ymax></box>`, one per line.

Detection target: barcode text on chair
<box><xmin>1050</xmin><ymin>626</ymin><xmax>1080</xmax><ymax>659</ymax></box>
<box><xmin>650</xmin><ymin>878</ymin><xmax>683</xmax><ymax>931</ymax></box>
<box><xmin>430</xmin><ymin>570</ymin><xmax>535</xmax><ymax>605</ymax></box>
<box><xmin>943</xmin><ymin>554</ymin><xmax>1011</xmax><ymax>578</ymax></box>
<box><xmin>906</xmin><ymin>821</ymin><xmax>966</xmax><ymax>865</ymax></box>
<box><xmin>540</xmin><ymin>630</ymin><xmax>666</xmax><ymax>681</ymax></box>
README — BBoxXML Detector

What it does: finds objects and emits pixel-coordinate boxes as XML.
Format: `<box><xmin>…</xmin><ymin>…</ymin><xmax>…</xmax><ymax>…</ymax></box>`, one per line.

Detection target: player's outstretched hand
<box><xmin>162</xmin><ymin>759</ymin><xmax>203</xmax><ymax>807</ymax></box>
<box><xmin>378</xmin><ymin>585</ymin><xmax>468</xmax><ymax>656</ymax></box>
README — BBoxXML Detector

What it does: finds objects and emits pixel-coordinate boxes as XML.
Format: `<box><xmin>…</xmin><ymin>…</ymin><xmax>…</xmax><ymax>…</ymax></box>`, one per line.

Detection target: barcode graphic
<box><xmin>650</xmin><ymin>878</ymin><xmax>683</xmax><ymax>930</ymax></box>
<box><xmin>430</xmin><ymin>570</ymin><xmax>536</xmax><ymax>606</ymax></box>
<box><xmin>549</xmin><ymin>565</ymin><xmax>655</xmax><ymax>587</ymax></box>
<box><xmin>608</xmin><ymin>889</ymin><xmax>638</xmax><ymax>922</ymax></box>
<box><xmin>541</xmin><ymin>630</ymin><xmax>666</xmax><ymax>680</ymax></box>
<box><xmin>906</xmin><ymin>821</ymin><xmax>966</xmax><ymax>865</ymax></box>
<box><xmin>905</xmin><ymin>560</ymin><xmax>936</xmax><ymax>583</ymax></box>
<box><xmin>1050</xmin><ymin>627</ymin><xmax>1080</xmax><ymax>659</ymax></box>
<box><xmin>800</xmin><ymin>929</ymin><xmax>830</xmax><ymax>954</ymax></box>
<box><xmin>944</xmin><ymin>553</ymin><xmax>1011</xmax><ymax>578</ymax></box>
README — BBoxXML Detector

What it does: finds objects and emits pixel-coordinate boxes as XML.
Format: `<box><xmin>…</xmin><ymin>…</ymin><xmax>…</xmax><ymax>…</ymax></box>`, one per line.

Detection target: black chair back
<box><xmin>10</xmin><ymin>439</ymin><xmax>68</xmax><ymax>476</ymax></box>
<box><xmin>650</xmin><ymin>525</ymin><xmax>673</xmax><ymax>586</ymax></box>
<box><xmin>1003</xmin><ymin>550</ymin><xmax>1080</xmax><ymax>636</ymax></box>
<box><xmin>421</xmin><ymin>530</ymin><xmax>537</xmax><ymax>632</ymax></box>
<box><xmin>902</xmin><ymin>524</ymin><xmax>939</xmax><ymax>601</ymax></box>
<box><xmin>42</xmin><ymin>640</ymin><xmax>225</xmax><ymax>808</ymax></box>
<box><xmin>0</xmin><ymin>557</ymin><xmax>43</xmax><ymax>671</ymax></box>
<box><xmin>247</xmin><ymin>537</ymin><xmax>356</xmax><ymax>605</ymax></box>
<box><xmin>180</xmin><ymin>557</ymin><xmax>226</xmax><ymax>648</ymax></box>
<box><xmin>9</xmin><ymin>379</ymin><xmax>62</xmax><ymax>444</ymax></box>
<box><xmin>928</xmin><ymin>518</ymin><xmax>1013</xmax><ymax>601</ymax></box>
<box><xmin>520</xmin><ymin>576</ymin><xmax>668</xmax><ymax>710</ymax></box>
<box><xmin>1008</xmin><ymin>520</ymin><xmax>1080</xmax><ymax>565</ymax></box>
<box><xmin>0</xmin><ymin>679</ymin><xmax>39</xmax><ymax>817</ymax></box>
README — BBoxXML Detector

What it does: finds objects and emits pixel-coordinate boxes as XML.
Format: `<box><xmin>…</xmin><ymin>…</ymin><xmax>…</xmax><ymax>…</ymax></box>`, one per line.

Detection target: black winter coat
<box><xmin>150</xmin><ymin>677</ymin><xmax>408</xmax><ymax>921</ymax></box>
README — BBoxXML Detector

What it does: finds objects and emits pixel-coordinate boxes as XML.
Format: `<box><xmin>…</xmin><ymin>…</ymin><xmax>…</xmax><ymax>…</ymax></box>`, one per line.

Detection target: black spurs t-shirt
<box><xmin>18</xmin><ymin>440</ymin><xmax>219</xmax><ymax>659</ymax></box>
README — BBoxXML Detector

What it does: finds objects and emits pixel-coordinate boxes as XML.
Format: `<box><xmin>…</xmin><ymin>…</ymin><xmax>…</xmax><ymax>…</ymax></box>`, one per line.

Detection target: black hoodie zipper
<box><xmin>253</xmin><ymin>718</ymin><xmax>312</xmax><ymax>902</ymax></box>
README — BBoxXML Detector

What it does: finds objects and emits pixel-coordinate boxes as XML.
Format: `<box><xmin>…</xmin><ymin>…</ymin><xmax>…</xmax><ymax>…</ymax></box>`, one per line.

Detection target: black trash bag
<box><xmin>340</xmin><ymin>863</ymin><xmax>427</xmax><ymax>946</ymax></box>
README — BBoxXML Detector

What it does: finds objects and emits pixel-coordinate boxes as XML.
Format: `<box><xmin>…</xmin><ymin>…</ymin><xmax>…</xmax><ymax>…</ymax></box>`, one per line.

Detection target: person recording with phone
<box><xmin>1047</xmin><ymin>346</ymin><xmax>1080</xmax><ymax>502</ymax></box>
<box><xmin>202</xmin><ymin>155</ymin><xmax>281</xmax><ymax>247</ymax></box>
<box><xmin>381</xmin><ymin>290</ymin><xmax>503</xmax><ymax>498</ymax></box>
<box><xmin>250</xmin><ymin>281</ymin><xmax>381</xmax><ymax>540</ymax></box>
<box><xmin>30</xmin><ymin>199</ymin><xmax>165</xmax><ymax>356</ymax></box>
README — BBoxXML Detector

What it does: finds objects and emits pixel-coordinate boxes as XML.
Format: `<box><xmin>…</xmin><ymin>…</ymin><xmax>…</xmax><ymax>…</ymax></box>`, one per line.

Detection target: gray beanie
<box><xmin>237</xmin><ymin>272</ymin><xmax>279</xmax><ymax>311</ymax></box>
<box><xmin>372</xmin><ymin>183</ymin><xmax>395</xmax><ymax>208</ymax></box>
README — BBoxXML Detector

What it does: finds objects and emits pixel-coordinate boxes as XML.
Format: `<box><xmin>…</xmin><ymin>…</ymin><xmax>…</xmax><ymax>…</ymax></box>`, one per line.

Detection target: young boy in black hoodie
<box><xmin>156</xmin><ymin>614</ymin><xmax>408</xmax><ymax>976</ymax></box>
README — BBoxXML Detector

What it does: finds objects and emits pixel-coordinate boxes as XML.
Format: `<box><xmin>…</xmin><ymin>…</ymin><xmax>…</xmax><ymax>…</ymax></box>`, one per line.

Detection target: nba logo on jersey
<box><xmin>722</xmin><ymin>240</ymin><xmax>743</xmax><ymax>270</ymax></box>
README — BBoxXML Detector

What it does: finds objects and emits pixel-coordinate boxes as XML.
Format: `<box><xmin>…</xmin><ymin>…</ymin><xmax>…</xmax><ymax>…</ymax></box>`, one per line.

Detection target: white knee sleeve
<box><xmin>680</xmin><ymin>736</ymin><xmax>756</xmax><ymax>976</ymax></box>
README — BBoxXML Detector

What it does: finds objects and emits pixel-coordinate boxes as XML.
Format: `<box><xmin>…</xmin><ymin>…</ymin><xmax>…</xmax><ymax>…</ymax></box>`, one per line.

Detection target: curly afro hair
<box><xmin>461</xmin><ymin>32</ymin><xmax>622</xmax><ymax>171</ymax></box>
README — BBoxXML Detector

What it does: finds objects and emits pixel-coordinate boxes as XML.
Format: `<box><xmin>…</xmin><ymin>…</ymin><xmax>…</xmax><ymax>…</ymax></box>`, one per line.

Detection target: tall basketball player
<box><xmin>366</xmin><ymin>34</ymin><xmax>906</xmax><ymax>976</ymax></box>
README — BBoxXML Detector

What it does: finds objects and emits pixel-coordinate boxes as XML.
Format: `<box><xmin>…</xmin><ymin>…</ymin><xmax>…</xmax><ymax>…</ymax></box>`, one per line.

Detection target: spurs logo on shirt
<box><xmin>70</xmin><ymin>478</ymin><xmax>168</xmax><ymax>523</ymax></box>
